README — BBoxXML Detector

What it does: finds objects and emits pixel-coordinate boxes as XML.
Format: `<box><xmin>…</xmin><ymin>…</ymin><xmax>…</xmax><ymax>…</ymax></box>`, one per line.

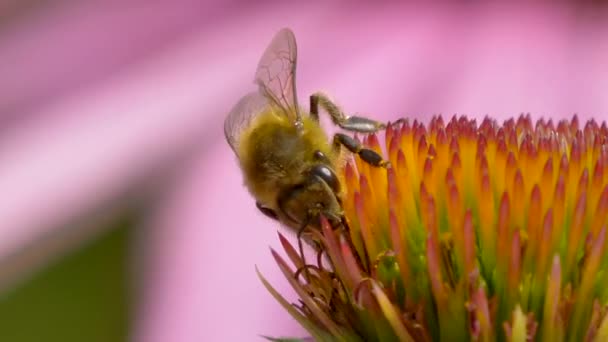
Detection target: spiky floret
<box><xmin>259</xmin><ymin>115</ymin><xmax>608</xmax><ymax>342</ymax></box>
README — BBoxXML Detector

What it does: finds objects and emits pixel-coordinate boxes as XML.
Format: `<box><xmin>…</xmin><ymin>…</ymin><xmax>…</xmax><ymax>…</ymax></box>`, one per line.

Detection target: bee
<box><xmin>224</xmin><ymin>28</ymin><xmax>389</xmax><ymax>241</ymax></box>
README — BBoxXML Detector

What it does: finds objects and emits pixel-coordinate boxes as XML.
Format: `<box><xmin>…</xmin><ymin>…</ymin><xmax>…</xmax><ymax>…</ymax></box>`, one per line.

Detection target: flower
<box><xmin>260</xmin><ymin>115</ymin><xmax>608</xmax><ymax>341</ymax></box>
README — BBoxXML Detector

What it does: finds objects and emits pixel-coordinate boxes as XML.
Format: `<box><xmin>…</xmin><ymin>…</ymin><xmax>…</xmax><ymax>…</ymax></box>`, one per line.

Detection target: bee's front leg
<box><xmin>309</xmin><ymin>92</ymin><xmax>386</xmax><ymax>133</ymax></box>
<box><xmin>255</xmin><ymin>201</ymin><xmax>278</xmax><ymax>220</ymax></box>
<box><xmin>333</xmin><ymin>133</ymin><xmax>390</xmax><ymax>168</ymax></box>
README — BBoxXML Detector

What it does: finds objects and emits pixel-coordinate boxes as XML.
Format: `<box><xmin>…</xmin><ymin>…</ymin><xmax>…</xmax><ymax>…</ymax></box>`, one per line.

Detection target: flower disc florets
<box><xmin>260</xmin><ymin>115</ymin><xmax>608</xmax><ymax>342</ymax></box>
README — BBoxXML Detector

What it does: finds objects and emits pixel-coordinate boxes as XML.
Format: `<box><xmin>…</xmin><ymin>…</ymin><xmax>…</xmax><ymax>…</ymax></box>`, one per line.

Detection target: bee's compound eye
<box><xmin>256</xmin><ymin>202</ymin><xmax>278</xmax><ymax>220</ymax></box>
<box><xmin>310</xmin><ymin>165</ymin><xmax>340</xmax><ymax>193</ymax></box>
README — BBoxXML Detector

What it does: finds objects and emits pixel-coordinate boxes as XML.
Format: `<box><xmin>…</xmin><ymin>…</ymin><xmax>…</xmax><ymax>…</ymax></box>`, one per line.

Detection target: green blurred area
<box><xmin>0</xmin><ymin>218</ymin><xmax>132</xmax><ymax>342</ymax></box>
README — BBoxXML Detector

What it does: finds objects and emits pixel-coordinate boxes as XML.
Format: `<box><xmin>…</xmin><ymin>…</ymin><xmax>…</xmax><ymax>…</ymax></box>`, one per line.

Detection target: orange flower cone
<box><xmin>260</xmin><ymin>115</ymin><xmax>608</xmax><ymax>342</ymax></box>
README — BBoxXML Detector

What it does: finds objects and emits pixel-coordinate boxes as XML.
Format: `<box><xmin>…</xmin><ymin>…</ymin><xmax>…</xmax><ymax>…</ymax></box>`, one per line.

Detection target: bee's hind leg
<box><xmin>333</xmin><ymin>133</ymin><xmax>390</xmax><ymax>168</ymax></box>
<box><xmin>309</xmin><ymin>92</ymin><xmax>385</xmax><ymax>133</ymax></box>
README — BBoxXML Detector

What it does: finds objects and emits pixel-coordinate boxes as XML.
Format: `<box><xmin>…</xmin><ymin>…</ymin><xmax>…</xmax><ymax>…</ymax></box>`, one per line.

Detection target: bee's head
<box><xmin>277</xmin><ymin>163</ymin><xmax>343</xmax><ymax>230</ymax></box>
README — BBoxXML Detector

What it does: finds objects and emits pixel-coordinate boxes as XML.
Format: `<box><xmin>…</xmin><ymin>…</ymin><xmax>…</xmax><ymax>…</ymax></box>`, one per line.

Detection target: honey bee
<box><xmin>225</xmin><ymin>28</ymin><xmax>389</xmax><ymax>240</ymax></box>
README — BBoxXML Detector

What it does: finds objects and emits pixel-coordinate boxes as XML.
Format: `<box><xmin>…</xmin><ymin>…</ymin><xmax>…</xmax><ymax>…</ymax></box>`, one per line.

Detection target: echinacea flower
<box><xmin>260</xmin><ymin>115</ymin><xmax>608</xmax><ymax>342</ymax></box>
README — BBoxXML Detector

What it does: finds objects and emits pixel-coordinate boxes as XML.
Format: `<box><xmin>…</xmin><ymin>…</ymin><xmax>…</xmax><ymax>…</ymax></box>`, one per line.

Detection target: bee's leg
<box><xmin>333</xmin><ymin>133</ymin><xmax>390</xmax><ymax>168</ymax></box>
<box><xmin>255</xmin><ymin>201</ymin><xmax>278</xmax><ymax>220</ymax></box>
<box><xmin>338</xmin><ymin>217</ymin><xmax>370</xmax><ymax>273</ymax></box>
<box><xmin>296</xmin><ymin>217</ymin><xmax>313</xmax><ymax>283</ymax></box>
<box><xmin>310</xmin><ymin>92</ymin><xmax>386</xmax><ymax>133</ymax></box>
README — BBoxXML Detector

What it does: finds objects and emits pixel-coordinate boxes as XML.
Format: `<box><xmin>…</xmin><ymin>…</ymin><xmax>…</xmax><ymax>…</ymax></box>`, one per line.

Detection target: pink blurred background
<box><xmin>1</xmin><ymin>1</ymin><xmax>607</xmax><ymax>341</ymax></box>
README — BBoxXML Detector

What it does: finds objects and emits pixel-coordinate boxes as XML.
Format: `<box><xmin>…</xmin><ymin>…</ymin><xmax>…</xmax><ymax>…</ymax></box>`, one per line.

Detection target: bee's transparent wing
<box><xmin>224</xmin><ymin>91</ymin><xmax>269</xmax><ymax>155</ymax></box>
<box><xmin>254</xmin><ymin>28</ymin><xmax>301</xmax><ymax>124</ymax></box>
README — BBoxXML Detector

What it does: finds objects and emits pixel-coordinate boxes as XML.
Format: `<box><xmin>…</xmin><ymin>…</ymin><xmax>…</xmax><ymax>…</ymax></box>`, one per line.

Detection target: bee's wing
<box><xmin>254</xmin><ymin>28</ymin><xmax>301</xmax><ymax>125</ymax></box>
<box><xmin>224</xmin><ymin>91</ymin><xmax>269</xmax><ymax>155</ymax></box>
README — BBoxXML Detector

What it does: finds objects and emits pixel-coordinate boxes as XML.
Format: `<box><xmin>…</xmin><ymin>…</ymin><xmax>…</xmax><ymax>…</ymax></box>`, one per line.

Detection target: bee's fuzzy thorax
<box><xmin>238</xmin><ymin>107</ymin><xmax>337</xmax><ymax>200</ymax></box>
